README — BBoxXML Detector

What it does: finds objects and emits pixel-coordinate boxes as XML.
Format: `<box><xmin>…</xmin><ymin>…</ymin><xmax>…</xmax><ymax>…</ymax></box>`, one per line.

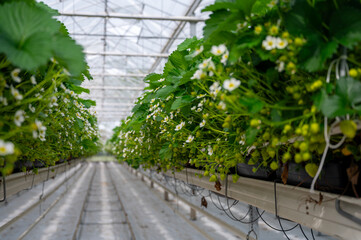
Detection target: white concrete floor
<box><xmin>0</xmin><ymin>161</ymin><xmax>338</xmax><ymax>240</ymax></box>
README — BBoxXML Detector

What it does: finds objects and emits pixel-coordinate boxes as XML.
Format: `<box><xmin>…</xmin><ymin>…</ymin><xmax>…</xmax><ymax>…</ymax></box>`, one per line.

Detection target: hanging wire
<box><xmin>310</xmin><ymin>48</ymin><xmax>349</xmax><ymax>193</ymax></box>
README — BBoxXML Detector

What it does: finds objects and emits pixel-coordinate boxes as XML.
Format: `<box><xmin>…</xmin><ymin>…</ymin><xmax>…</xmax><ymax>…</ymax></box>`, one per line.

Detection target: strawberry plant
<box><xmin>109</xmin><ymin>0</ymin><xmax>361</xmax><ymax>193</ymax></box>
<box><xmin>0</xmin><ymin>0</ymin><xmax>100</xmax><ymax>175</ymax></box>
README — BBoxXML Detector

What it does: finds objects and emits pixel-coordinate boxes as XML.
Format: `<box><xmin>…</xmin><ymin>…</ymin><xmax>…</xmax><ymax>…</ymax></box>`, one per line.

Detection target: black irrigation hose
<box><xmin>299</xmin><ymin>225</ymin><xmax>311</xmax><ymax>240</ymax></box>
<box><xmin>255</xmin><ymin>207</ymin><xmax>299</xmax><ymax>232</ymax></box>
<box><xmin>160</xmin><ymin>171</ymin><xmax>318</xmax><ymax>240</ymax></box>
<box><xmin>311</xmin><ymin>229</ymin><xmax>316</xmax><ymax>240</ymax></box>
<box><xmin>210</xmin><ymin>192</ymin><xmax>261</xmax><ymax>224</ymax></box>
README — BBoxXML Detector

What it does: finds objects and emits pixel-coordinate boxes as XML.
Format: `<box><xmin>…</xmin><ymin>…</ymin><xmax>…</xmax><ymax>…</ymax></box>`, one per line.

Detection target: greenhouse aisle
<box><xmin>1</xmin><ymin>161</ymin><xmax>238</xmax><ymax>240</ymax></box>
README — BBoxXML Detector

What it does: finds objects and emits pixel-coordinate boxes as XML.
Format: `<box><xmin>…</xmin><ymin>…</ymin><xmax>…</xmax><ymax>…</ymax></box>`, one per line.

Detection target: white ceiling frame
<box><xmin>85</xmin><ymin>51</ymin><xmax>168</xmax><ymax>58</ymax></box>
<box><xmin>87</xmin><ymin>86</ymin><xmax>144</xmax><ymax>90</ymax></box>
<box><xmin>59</xmin><ymin>12</ymin><xmax>205</xmax><ymax>22</ymax></box>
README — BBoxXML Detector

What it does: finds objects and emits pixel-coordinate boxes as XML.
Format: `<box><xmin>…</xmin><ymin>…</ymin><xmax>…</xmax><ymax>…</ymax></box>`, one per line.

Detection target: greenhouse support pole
<box><xmin>164</xmin><ymin>190</ymin><xmax>169</xmax><ymax>201</ymax></box>
<box><xmin>190</xmin><ymin>13</ymin><xmax>196</xmax><ymax>37</ymax></box>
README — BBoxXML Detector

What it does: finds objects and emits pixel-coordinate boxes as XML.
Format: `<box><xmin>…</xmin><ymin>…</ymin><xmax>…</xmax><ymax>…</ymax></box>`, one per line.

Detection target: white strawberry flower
<box><xmin>186</xmin><ymin>135</ymin><xmax>194</xmax><ymax>143</ymax></box>
<box><xmin>11</xmin><ymin>68</ymin><xmax>21</xmax><ymax>83</ymax></box>
<box><xmin>208</xmin><ymin>147</ymin><xmax>213</xmax><ymax>156</ymax></box>
<box><xmin>2</xmin><ymin>96</ymin><xmax>8</xmax><ymax>106</ymax></box>
<box><xmin>200</xmin><ymin>119</ymin><xmax>206</xmax><ymax>128</ymax></box>
<box><xmin>30</xmin><ymin>75</ymin><xmax>37</xmax><ymax>85</ymax></box>
<box><xmin>209</xmin><ymin>81</ymin><xmax>221</xmax><ymax>98</ymax></box>
<box><xmin>223</xmin><ymin>78</ymin><xmax>241</xmax><ymax>91</ymax></box>
<box><xmin>158</xmin><ymin>78</ymin><xmax>165</xmax><ymax>82</ymax></box>
<box><xmin>199</xmin><ymin>58</ymin><xmax>212</xmax><ymax>69</ymax></box>
<box><xmin>191</xmin><ymin>69</ymin><xmax>206</xmax><ymax>80</ymax></box>
<box><xmin>29</xmin><ymin>104</ymin><xmax>36</xmax><ymax>113</ymax></box>
<box><xmin>211</xmin><ymin>44</ymin><xmax>227</xmax><ymax>56</ymax></box>
<box><xmin>14</xmin><ymin>110</ymin><xmax>25</xmax><ymax>127</ymax></box>
<box><xmin>218</xmin><ymin>101</ymin><xmax>226</xmax><ymax>110</ymax></box>
<box><xmin>208</xmin><ymin>60</ymin><xmax>216</xmax><ymax>72</ymax></box>
<box><xmin>221</xmin><ymin>51</ymin><xmax>229</xmax><ymax>65</ymax></box>
<box><xmin>0</xmin><ymin>140</ymin><xmax>14</xmax><ymax>156</ymax></box>
<box><xmin>193</xmin><ymin>45</ymin><xmax>204</xmax><ymax>57</ymax></box>
<box><xmin>11</xmin><ymin>85</ymin><xmax>23</xmax><ymax>101</ymax></box>
<box><xmin>50</xmin><ymin>96</ymin><xmax>58</xmax><ymax>106</ymax></box>
<box><xmin>262</xmin><ymin>36</ymin><xmax>277</xmax><ymax>50</ymax></box>
<box><xmin>175</xmin><ymin>121</ymin><xmax>185</xmax><ymax>131</ymax></box>
<box><xmin>276</xmin><ymin>37</ymin><xmax>288</xmax><ymax>49</ymax></box>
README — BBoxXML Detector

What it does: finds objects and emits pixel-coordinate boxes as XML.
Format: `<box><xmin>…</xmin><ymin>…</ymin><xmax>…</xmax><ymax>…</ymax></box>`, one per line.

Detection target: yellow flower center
<box><xmin>0</xmin><ymin>147</ymin><xmax>6</xmax><ymax>153</ymax></box>
<box><xmin>229</xmin><ymin>83</ymin><xmax>235</xmax><ymax>88</ymax></box>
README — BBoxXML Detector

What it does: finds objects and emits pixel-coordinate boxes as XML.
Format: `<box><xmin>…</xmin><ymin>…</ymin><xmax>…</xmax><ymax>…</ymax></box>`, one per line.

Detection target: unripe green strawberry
<box><xmin>268</xmin><ymin>149</ymin><xmax>276</xmax><ymax>158</ymax></box>
<box><xmin>302</xmin><ymin>152</ymin><xmax>311</xmax><ymax>161</ymax></box>
<box><xmin>263</xmin><ymin>132</ymin><xmax>270</xmax><ymax>141</ymax></box>
<box><xmin>311</xmin><ymin>105</ymin><xmax>317</xmax><ymax>113</ymax></box>
<box><xmin>294</xmin><ymin>37</ymin><xmax>304</xmax><ymax>46</ymax></box>
<box><xmin>270</xmin><ymin>161</ymin><xmax>279</xmax><ymax>170</ymax></box>
<box><xmin>299</xmin><ymin>142</ymin><xmax>308</xmax><ymax>152</ymax></box>
<box><xmin>302</xmin><ymin>124</ymin><xmax>309</xmax><ymax>136</ymax></box>
<box><xmin>220</xmin><ymin>173</ymin><xmax>226</xmax><ymax>181</ymax></box>
<box><xmin>232</xmin><ymin>174</ymin><xmax>240</xmax><ymax>183</ymax></box>
<box><xmin>250</xmin><ymin>119</ymin><xmax>261</xmax><ymax>128</ymax></box>
<box><xmin>282</xmin><ymin>152</ymin><xmax>291</xmax><ymax>163</ymax></box>
<box><xmin>340</xmin><ymin>120</ymin><xmax>358</xmax><ymax>138</ymax></box>
<box><xmin>293</xmin><ymin>141</ymin><xmax>300</xmax><ymax>148</ymax></box>
<box><xmin>280</xmin><ymin>136</ymin><xmax>288</xmax><ymax>143</ymax></box>
<box><xmin>271</xmin><ymin>137</ymin><xmax>279</xmax><ymax>147</ymax></box>
<box><xmin>204</xmin><ymin>170</ymin><xmax>209</xmax><ymax>177</ymax></box>
<box><xmin>349</xmin><ymin>68</ymin><xmax>358</xmax><ymax>78</ymax></box>
<box><xmin>295</xmin><ymin>127</ymin><xmax>302</xmax><ymax>135</ymax></box>
<box><xmin>295</xmin><ymin>153</ymin><xmax>302</xmax><ymax>163</ymax></box>
<box><xmin>305</xmin><ymin>163</ymin><xmax>318</xmax><ymax>178</ymax></box>
<box><xmin>310</xmin><ymin>122</ymin><xmax>320</xmax><ymax>134</ymax></box>
<box><xmin>283</xmin><ymin>124</ymin><xmax>292</xmax><ymax>133</ymax></box>
<box><xmin>209</xmin><ymin>174</ymin><xmax>218</xmax><ymax>182</ymax></box>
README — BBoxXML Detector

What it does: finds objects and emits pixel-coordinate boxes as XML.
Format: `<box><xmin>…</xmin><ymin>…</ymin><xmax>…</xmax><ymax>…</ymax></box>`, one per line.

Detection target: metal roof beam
<box><xmin>71</xmin><ymin>32</ymin><xmax>187</xmax><ymax>40</ymax></box>
<box><xmin>59</xmin><ymin>12</ymin><xmax>205</xmax><ymax>22</ymax></box>
<box><xmin>149</xmin><ymin>0</ymin><xmax>202</xmax><ymax>73</ymax></box>
<box><xmin>88</xmin><ymin>86</ymin><xmax>144</xmax><ymax>90</ymax></box>
<box><xmin>85</xmin><ymin>51</ymin><xmax>168</xmax><ymax>58</ymax></box>
<box><xmin>91</xmin><ymin>73</ymin><xmax>147</xmax><ymax>77</ymax></box>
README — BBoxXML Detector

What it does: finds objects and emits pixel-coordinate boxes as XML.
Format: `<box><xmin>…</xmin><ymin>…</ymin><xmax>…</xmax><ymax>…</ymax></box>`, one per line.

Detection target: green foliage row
<box><xmin>0</xmin><ymin>0</ymin><xmax>100</xmax><ymax>175</ymax></box>
<box><xmin>109</xmin><ymin>0</ymin><xmax>361</xmax><ymax>184</ymax></box>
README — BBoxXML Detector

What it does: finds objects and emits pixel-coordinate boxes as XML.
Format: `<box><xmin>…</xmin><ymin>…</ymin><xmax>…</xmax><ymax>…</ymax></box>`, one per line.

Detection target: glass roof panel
<box><xmin>39</xmin><ymin>0</ymin><xmax>214</xmax><ymax>138</ymax></box>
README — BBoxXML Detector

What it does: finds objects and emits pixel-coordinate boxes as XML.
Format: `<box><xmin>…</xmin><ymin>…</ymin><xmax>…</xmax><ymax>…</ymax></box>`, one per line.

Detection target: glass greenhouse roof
<box><xmin>39</xmin><ymin>0</ymin><xmax>214</xmax><ymax>139</ymax></box>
